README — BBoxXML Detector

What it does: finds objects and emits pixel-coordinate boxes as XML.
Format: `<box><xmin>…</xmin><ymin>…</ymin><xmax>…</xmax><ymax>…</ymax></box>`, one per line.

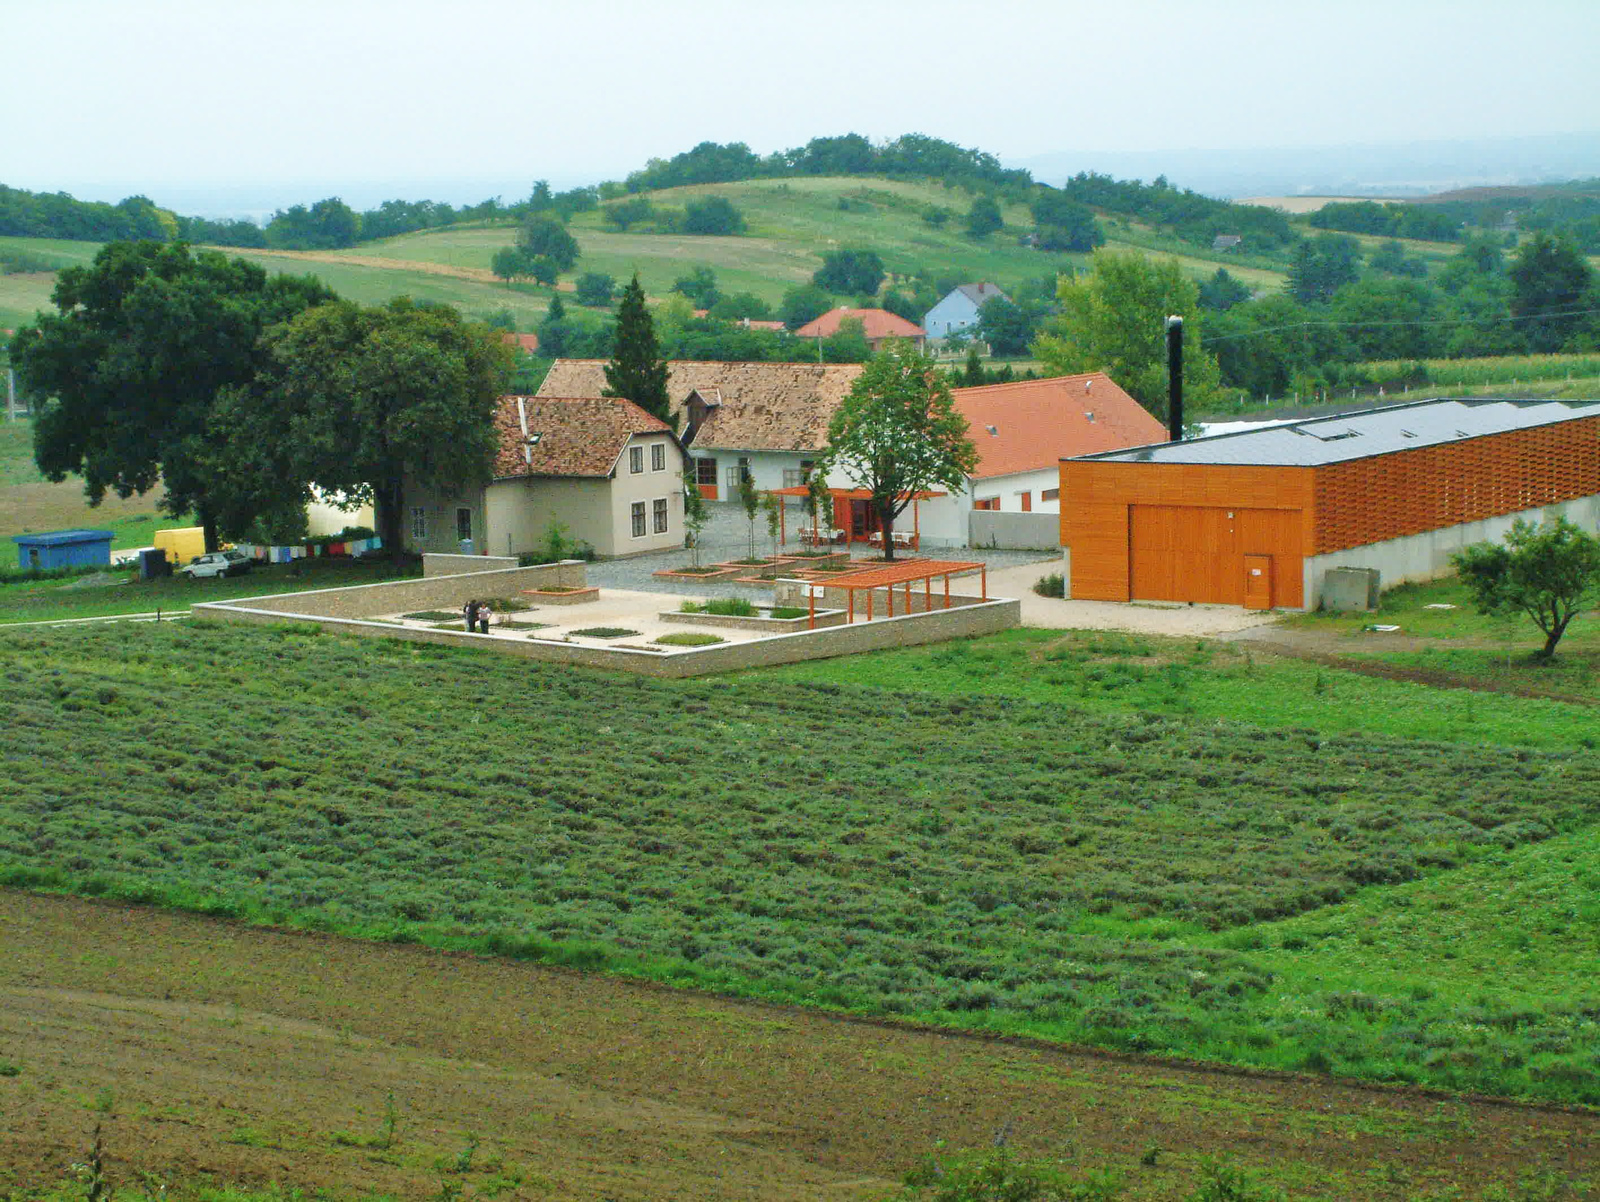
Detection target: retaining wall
<box><xmin>214</xmin><ymin>561</ymin><xmax>587</xmax><ymax>620</ymax></box>
<box><xmin>969</xmin><ymin>510</ymin><xmax>1061</xmax><ymax>551</ymax></box>
<box><xmin>423</xmin><ymin>552</ymin><xmax>522</xmax><ymax>577</ymax></box>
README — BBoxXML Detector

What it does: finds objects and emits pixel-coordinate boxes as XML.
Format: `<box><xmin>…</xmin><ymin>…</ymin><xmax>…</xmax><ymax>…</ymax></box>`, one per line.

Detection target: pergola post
<box><xmin>808</xmin><ymin>585</ymin><xmax>816</xmax><ymax>630</ymax></box>
<box><xmin>981</xmin><ymin>565</ymin><xmax>987</xmax><ymax>600</ymax></box>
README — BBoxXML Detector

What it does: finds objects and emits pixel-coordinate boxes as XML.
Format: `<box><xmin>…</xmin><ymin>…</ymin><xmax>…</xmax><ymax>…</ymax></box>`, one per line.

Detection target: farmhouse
<box><xmin>402</xmin><ymin>394</ymin><xmax>686</xmax><ymax>559</ymax></box>
<box><xmin>537</xmin><ymin>359</ymin><xmax>863</xmax><ymax>498</ymax></box>
<box><xmin>922</xmin><ymin>282</ymin><xmax>1010</xmax><ymax>341</ymax></box>
<box><xmin>793</xmin><ymin>307</ymin><xmax>927</xmax><ymax>352</ymax></box>
<box><xmin>1058</xmin><ymin>397</ymin><xmax>1600</xmax><ymax>610</ymax></box>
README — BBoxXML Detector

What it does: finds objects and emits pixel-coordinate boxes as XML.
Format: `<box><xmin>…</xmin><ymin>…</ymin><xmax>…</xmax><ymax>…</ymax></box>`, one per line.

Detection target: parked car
<box><xmin>178</xmin><ymin>549</ymin><xmax>253</xmax><ymax>579</ymax></box>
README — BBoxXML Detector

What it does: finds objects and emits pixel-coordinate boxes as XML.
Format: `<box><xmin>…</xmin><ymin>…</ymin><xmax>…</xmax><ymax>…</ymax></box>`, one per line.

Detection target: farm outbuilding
<box><xmin>1058</xmin><ymin>398</ymin><xmax>1600</xmax><ymax>610</ymax></box>
<box><xmin>12</xmin><ymin>529</ymin><xmax>114</xmax><ymax>571</ymax></box>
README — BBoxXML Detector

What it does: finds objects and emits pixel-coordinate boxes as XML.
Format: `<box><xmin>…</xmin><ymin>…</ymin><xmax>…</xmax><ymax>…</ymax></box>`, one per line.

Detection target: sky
<box><xmin>5</xmin><ymin>0</ymin><xmax>1599</xmax><ymax>212</ymax></box>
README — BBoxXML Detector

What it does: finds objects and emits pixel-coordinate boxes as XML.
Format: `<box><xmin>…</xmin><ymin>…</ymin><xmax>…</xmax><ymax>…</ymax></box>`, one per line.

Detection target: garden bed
<box><xmin>659</xmin><ymin>606</ymin><xmax>846</xmax><ymax>633</ymax></box>
<box><xmin>651</xmin><ymin>566</ymin><xmax>742</xmax><ymax>581</ymax></box>
<box><xmin>520</xmin><ymin>585</ymin><xmax>600</xmax><ymax>605</ymax></box>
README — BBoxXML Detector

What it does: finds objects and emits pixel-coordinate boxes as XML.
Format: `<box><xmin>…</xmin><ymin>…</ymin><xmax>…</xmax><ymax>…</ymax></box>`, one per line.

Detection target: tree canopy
<box><xmin>517</xmin><ymin>215</ymin><xmax>581</xmax><ymax>274</ymax></box>
<box><xmin>820</xmin><ymin>338</ymin><xmax>978</xmax><ymax>562</ymax></box>
<box><xmin>1509</xmin><ymin>231</ymin><xmax>1595</xmax><ymax>353</ymax></box>
<box><xmin>1033</xmin><ymin>249</ymin><xmax>1225</xmax><ymax>419</ymax></box>
<box><xmin>814</xmin><ymin>248</ymin><xmax>885</xmax><ymax>296</ymax></box>
<box><xmin>211</xmin><ymin>297</ymin><xmax>511</xmax><ymax>558</ymax></box>
<box><xmin>11</xmin><ymin>240</ymin><xmax>336</xmax><ymax>550</ymax></box>
<box><xmin>1452</xmin><ymin>516</ymin><xmax>1600</xmax><ymax>659</ymax></box>
<box><xmin>603</xmin><ymin>274</ymin><xmax>673</xmax><ymax>428</ymax></box>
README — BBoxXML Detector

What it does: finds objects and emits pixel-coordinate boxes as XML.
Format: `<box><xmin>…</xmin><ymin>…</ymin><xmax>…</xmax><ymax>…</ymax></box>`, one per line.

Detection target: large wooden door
<box><xmin>1130</xmin><ymin>505</ymin><xmax>1302</xmax><ymax>607</ymax></box>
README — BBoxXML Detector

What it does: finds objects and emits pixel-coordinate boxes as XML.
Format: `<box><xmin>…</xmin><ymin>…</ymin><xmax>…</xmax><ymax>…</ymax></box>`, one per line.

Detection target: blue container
<box><xmin>12</xmin><ymin>529</ymin><xmax>116</xmax><ymax>571</ymax></box>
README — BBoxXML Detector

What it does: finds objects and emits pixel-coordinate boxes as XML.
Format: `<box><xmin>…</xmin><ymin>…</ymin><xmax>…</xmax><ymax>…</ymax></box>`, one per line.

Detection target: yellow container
<box><xmin>153</xmin><ymin>527</ymin><xmax>207</xmax><ymax>567</ymax></box>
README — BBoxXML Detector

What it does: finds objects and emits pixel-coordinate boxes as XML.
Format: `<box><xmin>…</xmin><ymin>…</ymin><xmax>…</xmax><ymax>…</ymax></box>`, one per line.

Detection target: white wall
<box><xmin>923</xmin><ymin>292</ymin><xmax>979</xmax><ymax>340</ymax></box>
<box><xmin>692</xmin><ymin>449</ymin><xmax>812</xmax><ymax>498</ymax></box>
<box><xmin>1302</xmin><ymin>495</ymin><xmax>1600</xmax><ymax>611</ymax></box>
<box><xmin>969</xmin><ymin>468</ymin><xmax>1061</xmax><ymax>514</ymax></box>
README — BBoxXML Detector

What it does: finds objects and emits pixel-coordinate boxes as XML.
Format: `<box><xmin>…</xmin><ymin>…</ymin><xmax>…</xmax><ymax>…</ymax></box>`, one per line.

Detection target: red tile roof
<box><xmin>502</xmin><ymin>332</ymin><xmax>540</xmax><ymax>353</ymax></box>
<box><xmin>952</xmin><ymin>373</ymin><xmax>1165</xmax><ymax>479</ymax></box>
<box><xmin>794</xmin><ymin>308</ymin><xmax>926</xmax><ymax>340</ymax></box>
<box><xmin>491</xmin><ymin>395</ymin><xmax>674</xmax><ymax>479</ymax></box>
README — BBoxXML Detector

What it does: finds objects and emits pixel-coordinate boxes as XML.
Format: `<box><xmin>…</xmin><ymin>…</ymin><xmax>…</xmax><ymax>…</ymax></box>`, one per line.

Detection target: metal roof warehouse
<box><xmin>1057</xmin><ymin>397</ymin><xmax>1600</xmax><ymax>611</ymax></box>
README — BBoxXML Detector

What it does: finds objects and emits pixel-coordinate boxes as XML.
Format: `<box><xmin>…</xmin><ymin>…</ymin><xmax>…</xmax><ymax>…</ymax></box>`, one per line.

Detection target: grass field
<box><xmin>2</xmin><ymin>620</ymin><xmax>1598</xmax><ymax>1109</ymax></box>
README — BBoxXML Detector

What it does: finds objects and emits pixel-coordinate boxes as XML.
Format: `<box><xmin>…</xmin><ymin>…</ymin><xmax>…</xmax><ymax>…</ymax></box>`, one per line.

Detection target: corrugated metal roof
<box><xmin>1073</xmin><ymin>398</ymin><xmax>1600</xmax><ymax>467</ymax></box>
<box><xmin>12</xmin><ymin>529</ymin><xmax>115</xmax><ymax>546</ymax></box>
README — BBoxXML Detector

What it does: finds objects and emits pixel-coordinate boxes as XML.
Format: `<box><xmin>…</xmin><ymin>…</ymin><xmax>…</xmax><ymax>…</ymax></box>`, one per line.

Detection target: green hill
<box><xmin>3</xmin><ymin>176</ymin><xmax>1292</xmax><ymax>334</ymax></box>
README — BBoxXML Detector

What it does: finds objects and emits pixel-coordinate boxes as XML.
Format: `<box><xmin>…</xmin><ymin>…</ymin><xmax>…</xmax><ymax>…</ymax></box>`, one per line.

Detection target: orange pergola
<box><xmin>801</xmin><ymin>559</ymin><xmax>989</xmax><ymax>627</ymax></box>
<box><xmin>771</xmin><ymin>485</ymin><xmax>944</xmax><ymax>550</ymax></box>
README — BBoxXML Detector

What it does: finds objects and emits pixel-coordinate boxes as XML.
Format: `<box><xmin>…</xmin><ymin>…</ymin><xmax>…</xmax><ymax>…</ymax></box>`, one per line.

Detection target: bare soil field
<box><xmin>1</xmin><ymin>892</ymin><xmax>1594</xmax><ymax>1200</ymax></box>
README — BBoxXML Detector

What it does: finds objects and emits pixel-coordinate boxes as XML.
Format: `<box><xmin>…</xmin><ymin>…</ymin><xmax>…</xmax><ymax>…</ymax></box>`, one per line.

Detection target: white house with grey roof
<box><xmin>923</xmin><ymin>283</ymin><xmax>1011</xmax><ymax>341</ymax></box>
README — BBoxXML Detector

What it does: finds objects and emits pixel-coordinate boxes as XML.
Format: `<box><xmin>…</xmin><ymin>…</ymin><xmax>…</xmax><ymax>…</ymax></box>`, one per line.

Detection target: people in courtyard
<box><xmin>478</xmin><ymin>601</ymin><xmax>493</xmax><ymax>634</ymax></box>
<box><xmin>463</xmin><ymin>599</ymin><xmax>479</xmax><ymax>632</ymax></box>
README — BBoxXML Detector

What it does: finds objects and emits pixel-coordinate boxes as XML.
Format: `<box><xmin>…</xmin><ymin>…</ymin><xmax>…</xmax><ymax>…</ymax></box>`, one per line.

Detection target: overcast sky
<box><xmin>6</xmin><ymin>0</ymin><xmax>1599</xmax><ymax>210</ymax></box>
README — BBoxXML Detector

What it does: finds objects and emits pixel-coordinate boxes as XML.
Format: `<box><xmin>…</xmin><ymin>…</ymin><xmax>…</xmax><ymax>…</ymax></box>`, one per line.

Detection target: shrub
<box><xmin>681</xmin><ymin>597</ymin><xmax>756</xmax><ymax>616</ymax></box>
<box><xmin>1033</xmin><ymin>573</ymin><xmax>1065</xmax><ymax>598</ymax></box>
<box><xmin>568</xmin><ymin>627</ymin><xmax>638</xmax><ymax>639</ymax></box>
<box><xmin>656</xmin><ymin>632</ymin><xmax>724</xmax><ymax>646</ymax></box>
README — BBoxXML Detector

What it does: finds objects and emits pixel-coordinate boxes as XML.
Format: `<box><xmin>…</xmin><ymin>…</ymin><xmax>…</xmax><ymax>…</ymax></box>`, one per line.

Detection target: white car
<box><xmin>179</xmin><ymin>549</ymin><xmax>253</xmax><ymax>579</ymax></box>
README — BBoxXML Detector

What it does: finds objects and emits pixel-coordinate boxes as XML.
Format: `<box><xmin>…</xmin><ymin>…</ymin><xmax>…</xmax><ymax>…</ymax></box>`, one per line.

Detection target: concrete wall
<box><xmin>483</xmin><ymin>476</ymin><xmax>613</xmax><ymax>557</ymax></box>
<box><xmin>198</xmin><ymin>581</ymin><xmax>1020</xmax><ymax>678</ymax></box>
<box><xmin>423</xmin><ymin>553</ymin><xmax>521</xmax><ymax>578</ymax></box>
<box><xmin>1302</xmin><ymin>494</ymin><xmax>1600</xmax><ymax>610</ymax></box>
<box><xmin>969</xmin><ymin>510</ymin><xmax>1061</xmax><ymax>551</ymax></box>
<box><xmin>205</xmin><ymin>561</ymin><xmax>586</xmax><ymax>619</ymax></box>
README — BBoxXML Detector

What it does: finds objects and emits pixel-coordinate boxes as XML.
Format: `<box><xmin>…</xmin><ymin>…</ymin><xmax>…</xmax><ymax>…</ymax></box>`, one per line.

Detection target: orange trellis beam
<box><xmin>816</xmin><ymin>559</ymin><xmax>988</xmax><ymax>624</ymax></box>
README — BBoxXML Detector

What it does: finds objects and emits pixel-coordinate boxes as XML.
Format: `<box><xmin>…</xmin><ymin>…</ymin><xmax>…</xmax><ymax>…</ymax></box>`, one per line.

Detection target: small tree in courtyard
<box><xmin>737</xmin><ymin>468</ymin><xmax>761</xmax><ymax>561</ymax></box>
<box><xmin>682</xmin><ymin>478</ymin><xmax>709</xmax><ymax>569</ymax></box>
<box><xmin>820</xmin><ymin>337</ymin><xmax>978</xmax><ymax>563</ymax></box>
<box><xmin>1452</xmin><ymin>516</ymin><xmax>1600</xmax><ymax>660</ymax></box>
<box><xmin>804</xmin><ymin>469</ymin><xmax>832</xmax><ymax>547</ymax></box>
<box><xmin>762</xmin><ymin>490</ymin><xmax>782</xmax><ymax>558</ymax></box>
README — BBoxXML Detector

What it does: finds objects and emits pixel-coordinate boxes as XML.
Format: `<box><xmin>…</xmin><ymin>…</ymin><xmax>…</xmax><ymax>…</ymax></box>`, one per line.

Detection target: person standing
<box><xmin>463</xmin><ymin>598</ymin><xmax>479</xmax><ymax>632</ymax></box>
<box><xmin>478</xmin><ymin>601</ymin><xmax>493</xmax><ymax>634</ymax></box>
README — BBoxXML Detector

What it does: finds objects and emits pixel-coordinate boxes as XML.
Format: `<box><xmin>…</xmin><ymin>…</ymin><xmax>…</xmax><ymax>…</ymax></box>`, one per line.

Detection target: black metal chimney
<box><xmin>1166</xmin><ymin>315</ymin><xmax>1184</xmax><ymax>441</ymax></box>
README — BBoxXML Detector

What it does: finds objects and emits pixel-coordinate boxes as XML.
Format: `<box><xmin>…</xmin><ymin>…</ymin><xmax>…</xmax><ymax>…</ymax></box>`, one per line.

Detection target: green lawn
<box><xmin>2</xmin><ymin>620</ymin><xmax>1598</xmax><ymax>1105</ymax></box>
<box><xmin>745</xmin><ymin>626</ymin><xmax>1598</xmax><ymax>749</ymax></box>
<box><xmin>0</xmin><ymin>557</ymin><xmax>415</xmax><ymax>623</ymax></box>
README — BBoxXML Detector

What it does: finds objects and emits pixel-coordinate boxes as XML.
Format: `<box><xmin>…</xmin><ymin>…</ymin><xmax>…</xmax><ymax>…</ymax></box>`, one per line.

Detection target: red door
<box><xmin>1243</xmin><ymin>555</ymin><xmax>1273</xmax><ymax>610</ymax></box>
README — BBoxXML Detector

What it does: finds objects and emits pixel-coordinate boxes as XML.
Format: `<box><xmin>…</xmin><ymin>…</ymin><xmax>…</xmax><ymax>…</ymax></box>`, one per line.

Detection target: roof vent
<box><xmin>1085</xmin><ymin>411</ymin><xmax>1095</xmax><ymax>422</ymax></box>
<box><xmin>985</xmin><ymin>424</ymin><xmax>999</xmax><ymax>436</ymax></box>
<box><xmin>1084</xmin><ymin>379</ymin><xmax>1092</xmax><ymax>393</ymax></box>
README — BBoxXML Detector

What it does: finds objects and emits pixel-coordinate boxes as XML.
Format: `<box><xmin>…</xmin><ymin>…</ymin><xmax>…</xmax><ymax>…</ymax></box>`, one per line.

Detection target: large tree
<box><xmin>1509</xmin><ymin>231</ymin><xmax>1594</xmax><ymax>353</ymax></box>
<box><xmin>517</xmin><ymin>214</ymin><xmax>580</xmax><ymax>275</ymax></box>
<box><xmin>820</xmin><ymin>338</ymin><xmax>977</xmax><ymax>562</ymax></box>
<box><xmin>10</xmin><ymin>240</ymin><xmax>335</xmax><ymax>550</ymax></box>
<box><xmin>1032</xmin><ymin>249</ymin><xmax>1225</xmax><ymax>419</ymax></box>
<box><xmin>603</xmin><ymin>274</ymin><xmax>673</xmax><ymax>428</ymax></box>
<box><xmin>1452</xmin><ymin>517</ymin><xmax>1600</xmax><ymax>660</ymax></box>
<box><xmin>213</xmin><ymin>297</ymin><xmax>511</xmax><ymax>559</ymax></box>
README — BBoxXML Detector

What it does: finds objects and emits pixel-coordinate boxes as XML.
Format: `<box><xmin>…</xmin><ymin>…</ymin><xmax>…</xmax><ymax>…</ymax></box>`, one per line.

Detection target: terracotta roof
<box><xmin>536</xmin><ymin>360</ymin><xmax>865</xmax><ymax>453</ymax></box>
<box><xmin>502</xmin><ymin>332</ymin><xmax>540</xmax><ymax>353</ymax></box>
<box><xmin>952</xmin><ymin>373</ymin><xmax>1166</xmax><ymax>479</ymax></box>
<box><xmin>490</xmin><ymin>394</ymin><xmax>674</xmax><ymax>479</ymax></box>
<box><xmin>794</xmin><ymin>308</ymin><xmax>926</xmax><ymax>340</ymax></box>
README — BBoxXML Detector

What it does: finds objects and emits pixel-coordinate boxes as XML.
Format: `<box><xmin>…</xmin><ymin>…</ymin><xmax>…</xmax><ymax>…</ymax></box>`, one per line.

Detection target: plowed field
<box><xmin>1</xmin><ymin>892</ymin><xmax>1594</xmax><ymax>1200</ymax></box>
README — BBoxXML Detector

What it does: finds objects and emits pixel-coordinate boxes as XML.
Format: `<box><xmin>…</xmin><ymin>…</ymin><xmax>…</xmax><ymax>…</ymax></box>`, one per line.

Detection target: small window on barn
<box><xmin>1042</xmin><ymin>488</ymin><xmax>1060</xmax><ymax>502</ymax></box>
<box><xmin>974</xmin><ymin>497</ymin><xmax>1000</xmax><ymax>511</ymax></box>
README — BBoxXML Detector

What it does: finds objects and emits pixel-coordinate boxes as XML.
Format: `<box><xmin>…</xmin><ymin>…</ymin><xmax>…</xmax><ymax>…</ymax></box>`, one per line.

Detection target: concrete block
<box><xmin>1322</xmin><ymin>566</ymin><xmax>1380</xmax><ymax>612</ymax></box>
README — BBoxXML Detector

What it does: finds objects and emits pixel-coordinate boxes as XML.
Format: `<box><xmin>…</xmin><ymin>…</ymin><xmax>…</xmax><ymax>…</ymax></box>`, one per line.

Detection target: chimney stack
<box><xmin>1166</xmin><ymin>315</ymin><xmax>1184</xmax><ymax>442</ymax></box>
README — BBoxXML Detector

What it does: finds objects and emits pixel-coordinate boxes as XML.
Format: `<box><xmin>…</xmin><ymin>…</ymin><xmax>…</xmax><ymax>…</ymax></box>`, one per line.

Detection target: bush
<box><xmin>680</xmin><ymin>597</ymin><xmax>756</xmax><ymax>616</ymax></box>
<box><xmin>682</xmin><ymin>196</ymin><xmax>746</xmax><ymax>236</ymax></box>
<box><xmin>569</xmin><ymin>627</ymin><xmax>639</xmax><ymax>639</ymax></box>
<box><xmin>656</xmin><ymin>632</ymin><xmax>725</xmax><ymax>646</ymax></box>
<box><xmin>573</xmin><ymin>273</ymin><xmax>616</xmax><ymax>306</ymax></box>
<box><xmin>1033</xmin><ymin>573</ymin><xmax>1065</xmax><ymax>598</ymax></box>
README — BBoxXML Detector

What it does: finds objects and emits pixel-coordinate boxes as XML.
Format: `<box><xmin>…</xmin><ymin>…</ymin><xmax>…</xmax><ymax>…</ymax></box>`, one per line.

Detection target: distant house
<box><xmin>537</xmin><ymin>359</ymin><xmax>864</xmax><ymax>499</ymax></box>
<box><xmin>1211</xmin><ymin>235</ymin><xmax>1243</xmax><ymax>252</ymax></box>
<box><xmin>922</xmin><ymin>283</ymin><xmax>1011</xmax><ymax>341</ymax></box>
<box><xmin>402</xmin><ymin>394</ymin><xmax>686</xmax><ymax>558</ymax></box>
<box><xmin>690</xmin><ymin>311</ymin><xmax>788</xmax><ymax>332</ymax></box>
<box><xmin>502</xmin><ymin>332</ymin><xmax>540</xmax><ymax>354</ymax></box>
<box><xmin>793</xmin><ymin>307</ymin><xmax>926</xmax><ymax>352</ymax></box>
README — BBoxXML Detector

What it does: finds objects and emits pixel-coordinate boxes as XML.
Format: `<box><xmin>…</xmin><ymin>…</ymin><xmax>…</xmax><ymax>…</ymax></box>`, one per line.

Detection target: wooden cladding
<box><xmin>1313</xmin><ymin>418</ymin><xmax>1600</xmax><ymax>554</ymax></box>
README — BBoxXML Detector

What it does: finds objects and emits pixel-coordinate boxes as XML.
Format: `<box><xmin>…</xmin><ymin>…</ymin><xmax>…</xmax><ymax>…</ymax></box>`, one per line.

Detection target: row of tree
<box><xmin>8</xmin><ymin>242</ymin><xmax>510</xmax><ymax>555</ymax></box>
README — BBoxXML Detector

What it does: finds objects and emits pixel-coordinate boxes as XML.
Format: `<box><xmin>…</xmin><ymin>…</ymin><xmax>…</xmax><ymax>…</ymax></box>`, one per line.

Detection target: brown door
<box><xmin>1243</xmin><ymin>555</ymin><xmax>1273</xmax><ymax>610</ymax></box>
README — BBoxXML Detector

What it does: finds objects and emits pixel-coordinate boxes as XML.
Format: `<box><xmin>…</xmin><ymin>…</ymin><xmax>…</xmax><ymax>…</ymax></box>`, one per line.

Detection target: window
<box><xmin>653</xmin><ymin>497</ymin><xmax>669</xmax><ymax>534</ymax></box>
<box><xmin>1019</xmin><ymin>492</ymin><xmax>1032</xmax><ymax>513</ymax></box>
<box><xmin>631</xmin><ymin>501</ymin><xmax>647</xmax><ymax>538</ymax></box>
<box><xmin>695</xmin><ymin>458</ymin><xmax>718</xmax><ymax>486</ymax></box>
<box><xmin>629</xmin><ymin>445</ymin><xmax>644</xmax><ymax>474</ymax></box>
<box><xmin>1042</xmin><ymin>488</ymin><xmax>1059</xmax><ymax>502</ymax></box>
<box><xmin>783</xmin><ymin>460</ymin><xmax>816</xmax><ymax>489</ymax></box>
<box><xmin>410</xmin><ymin>506</ymin><xmax>427</xmax><ymax>539</ymax></box>
<box><xmin>455</xmin><ymin>507</ymin><xmax>473</xmax><ymax>541</ymax></box>
<box><xmin>974</xmin><ymin>497</ymin><xmax>1000</xmax><ymax>511</ymax></box>
<box><xmin>651</xmin><ymin>442</ymin><xmax>666</xmax><ymax>472</ymax></box>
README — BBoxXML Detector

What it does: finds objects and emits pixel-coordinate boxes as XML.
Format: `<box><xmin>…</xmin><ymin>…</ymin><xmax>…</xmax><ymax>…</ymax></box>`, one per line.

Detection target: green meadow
<box><xmin>2</xmin><ymin>619</ymin><xmax>1597</xmax><ymax>1106</ymax></box>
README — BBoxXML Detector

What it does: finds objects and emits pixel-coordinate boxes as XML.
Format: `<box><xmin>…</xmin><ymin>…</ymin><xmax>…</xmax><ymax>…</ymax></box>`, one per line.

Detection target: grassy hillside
<box><xmin>3</xmin><ymin>619</ymin><xmax>1598</xmax><ymax>1106</ymax></box>
<box><xmin>1</xmin><ymin>177</ymin><xmax>1295</xmax><ymax>335</ymax></box>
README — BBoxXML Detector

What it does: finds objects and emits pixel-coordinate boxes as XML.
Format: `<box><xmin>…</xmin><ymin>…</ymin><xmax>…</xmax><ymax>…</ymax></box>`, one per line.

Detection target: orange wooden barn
<box><xmin>1058</xmin><ymin>398</ymin><xmax>1600</xmax><ymax>611</ymax></box>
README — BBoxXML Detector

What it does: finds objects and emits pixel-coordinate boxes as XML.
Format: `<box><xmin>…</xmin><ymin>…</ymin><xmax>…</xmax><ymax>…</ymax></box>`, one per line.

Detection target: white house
<box><xmin>922</xmin><ymin>283</ymin><xmax>1011</xmax><ymax>341</ymax></box>
<box><xmin>402</xmin><ymin>394</ymin><xmax>686</xmax><ymax>559</ymax></box>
